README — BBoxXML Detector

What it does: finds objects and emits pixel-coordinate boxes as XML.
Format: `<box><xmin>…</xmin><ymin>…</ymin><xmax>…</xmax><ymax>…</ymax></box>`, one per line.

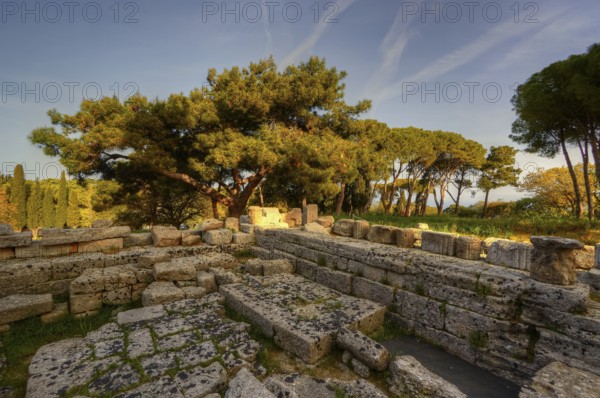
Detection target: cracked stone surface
<box><xmin>220</xmin><ymin>273</ymin><xmax>386</xmax><ymax>363</ymax></box>
<box><xmin>25</xmin><ymin>293</ymin><xmax>261</xmax><ymax>398</ymax></box>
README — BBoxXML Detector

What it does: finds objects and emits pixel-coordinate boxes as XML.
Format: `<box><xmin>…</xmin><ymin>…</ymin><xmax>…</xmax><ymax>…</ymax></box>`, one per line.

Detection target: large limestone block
<box><xmin>530</xmin><ymin>236</ymin><xmax>584</xmax><ymax>285</ymax></box>
<box><xmin>302</xmin><ymin>204</ymin><xmax>319</xmax><ymax>225</ymax></box>
<box><xmin>197</xmin><ymin>271</ymin><xmax>218</xmax><ymax>293</ymax></box>
<box><xmin>70</xmin><ymin>269</ymin><xmax>105</xmax><ymax>294</ymax></box>
<box><xmin>182</xmin><ymin>235</ymin><xmax>202</xmax><ymax>246</ymax></box>
<box><xmin>336</xmin><ymin>327</ymin><xmax>390</xmax><ymax>371</ymax></box>
<box><xmin>15</xmin><ymin>241</ymin><xmax>74</xmax><ymax>258</ymax></box>
<box><xmin>574</xmin><ymin>245</ymin><xmax>595</xmax><ymax>270</ymax></box>
<box><xmin>70</xmin><ymin>292</ymin><xmax>103</xmax><ymax>314</ymax></box>
<box><xmin>455</xmin><ymin>236</ymin><xmax>482</xmax><ymax>260</ymax></box>
<box><xmin>199</xmin><ymin>219</ymin><xmax>224</xmax><ymax>232</ymax></box>
<box><xmin>249</xmin><ymin>206</ymin><xmax>283</xmax><ymax>226</ymax></box>
<box><xmin>233</xmin><ymin>231</ymin><xmax>255</xmax><ymax>244</ymax></box>
<box><xmin>487</xmin><ymin>239</ymin><xmax>532</xmax><ymax>270</ymax></box>
<box><xmin>103</xmin><ymin>286</ymin><xmax>132</xmax><ymax>305</ymax></box>
<box><xmin>283</xmin><ymin>208</ymin><xmax>303</xmax><ymax>228</ymax></box>
<box><xmin>302</xmin><ymin>222</ymin><xmax>329</xmax><ymax>235</ymax></box>
<box><xmin>0</xmin><ymin>223</ymin><xmax>14</xmax><ymax>236</ymax></box>
<box><xmin>225</xmin><ymin>217</ymin><xmax>240</xmax><ymax>231</ymax></box>
<box><xmin>519</xmin><ymin>362</ymin><xmax>600</xmax><ymax>398</ymax></box>
<box><xmin>202</xmin><ymin>229</ymin><xmax>233</xmax><ymax>245</ymax></box>
<box><xmin>262</xmin><ymin>259</ymin><xmax>294</xmax><ymax>276</ymax></box>
<box><xmin>39</xmin><ymin>226</ymin><xmax>130</xmax><ymax>246</ymax></box>
<box><xmin>367</xmin><ymin>225</ymin><xmax>397</xmax><ymax>244</ymax></box>
<box><xmin>315</xmin><ymin>216</ymin><xmax>335</xmax><ymax>228</ymax></box>
<box><xmin>389</xmin><ymin>355</ymin><xmax>466</xmax><ymax>398</ymax></box>
<box><xmin>353</xmin><ymin>220</ymin><xmax>369</xmax><ymax>239</ymax></box>
<box><xmin>421</xmin><ymin>231</ymin><xmax>458</xmax><ymax>256</ymax></box>
<box><xmin>332</xmin><ymin>219</ymin><xmax>355</xmax><ymax>237</ymax></box>
<box><xmin>225</xmin><ymin>368</ymin><xmax>275</xmax><ymax>398</ymax></box>
<box><xmin>154</xmin><ymin>262</ymin><xmax>197</xmax><ymax>282</ymax></box>
<box><xmin>0</xmin><ymin>231</ymin><xmax>32</xmax><ymax>248</ymax></box>
<box><xmin>151</xmin><ymin>226</ymin><xmax>182</xmax><ymax>247</ymax></box>
<box><xmin>396</xmin><ymin>228</ymin><xmax>418</xmax><ymax>248</ymax></box>
<box><xmin>0</xmin><ymin>294</ymin><xmax>54</xmax><ymax>325</ymax></box>
<box><xmin>78</xmin><ymin>238</ymin><xmax>123</xmax><ymax>253</ymax></box>
<box><xmin>142</xmin><ymin>282</ymin><xmax>185</xmax><ymax>306</ymax></box>
<box><xmin>124</xmin><ymin>232</ymin><xmax>153</xmax><ymax>247</ymax></box>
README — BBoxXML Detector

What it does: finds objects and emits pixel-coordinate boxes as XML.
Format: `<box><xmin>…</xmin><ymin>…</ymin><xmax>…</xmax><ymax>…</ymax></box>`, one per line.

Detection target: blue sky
<box><xmin>1</xmin><ymin>0</ymin><xmax>599</xmax><ymax>205</ymax></box>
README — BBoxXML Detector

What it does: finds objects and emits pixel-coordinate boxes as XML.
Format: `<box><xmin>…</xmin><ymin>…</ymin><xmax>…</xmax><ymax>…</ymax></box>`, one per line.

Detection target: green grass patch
<box><xmin>0</xmin><ymin>301</ymin><xmax>142</xmax><ymax>397</ymax></box>
<box><xmin>468</xmin><ymin>330</ymin><xmax>488</xmax><ymax>349</ymax></box>
<box><xmin>369</xmin><ymin>317</ymin><xmax>411</xmax><ymax>342</ymax></box>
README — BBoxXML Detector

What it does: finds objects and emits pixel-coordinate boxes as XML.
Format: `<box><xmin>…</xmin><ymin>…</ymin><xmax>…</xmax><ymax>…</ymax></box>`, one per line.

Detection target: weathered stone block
<box><xmin>262</xmin><ymin>259</ymin><xmax>294</xmax><ymax>276</ymax></box>
<box><xmin>182</xmin><ymin>235</ymin><xmax>202</xmax><ymax>246</ymax></box>
<box><xmin>225</xmin><ymin>368</ymin><xmax>274</xmax><ymax>398</ymax></box>
<box><xmin>530</xmin><ymin>236</ymin><xmax>584</xmax><ymax>285</ymax></box>
<box><xmin>233</xmin><ymin>232</ymin><xmax>255</xmax><ymax>244</ymax></box>
<box><xmin>137</xmin><ymin>253</ymin><xmax>171</xmax><ymax>269</ymax></box>
<box><xmin>240</xmin><ymin>215</ymin><xmax>250</xmax><ymax>224</ymax></box>
<box><xmin>396</xmin><ymin>290</ymin><xmax>445</xmax><ymax>329</ymax></box>
<box><xmin>15</xmin><ymin>241</ymin><xmax>74</xmax><ymax>258</ymax></box>
<box><xmin>315</xmin><ymin>216</ymin><xmax>335</xmax><ymax>228</ymax></box>
<box><xmin>39</xmin><ymin>226</ymin><xmax>130</xmax><ymax>246</ymax></box>
<box><xmin>151</xmin><ymin>226</ymin><xmax>182</xmax><ymax>247</ymax></box>
<box><xmin>0</xmin><ymin>294</ymin><xmax>54</xmax><ymax>325</ymax></box>
<box><xmin>520</xmin><ymin>362</ymin><xmax>600</xmax><ymax>398</ymax></box>
<box><xmin>124</xmin><ymin>232</ymin><xmax>153</xmax><ymax>247</ymax></box>
<box><xmin>103</xmin><ymin>286</ymin><xmax>132</xmax><ymax>305</ymax></box>
<box><xmin>421</xmin><ymin>231</ymin><xmax>458</xmax><ymax>256</ymax></box>
<box><xmin>103</xmin><ymin>266</ymin><xmax>137</xmax><ymax>290</ymax></box>
<box><xmin>41</xmin><ymin>302</ymin><xmax>68</xmax><ymax>324</ymax></box>
<box><xmin>367</xmin><ymin>225</ymin><xmax>397</xmax><ymax>244</ymax></box>
<box><xmin>283</xmin><ymin>208</ymin><xmax>303</xmax><ymax>228</ymax></box>
<box><xmin>0</xmin><ymin>231</ymin><xmax>32</xmax><ymax>248</ymax></box>
<box><xmin>70</xmin><ymin>292</ymin><xmax>102</xmax><ymax>314</ymax></box>
<box><xmin>396</xmin><ymin>228</ymin><xmax>417</xmax><ymax>248</ymax></box>
<box><xmin>203</xmin><ymin>229</ymin><xmax>233</xmax><ymax>245</ymax></box>
<box><xmin>70</xmin><ymin>269</ymin><xmax>105</xmax><ymax>294</ymax></box>
<box><xmin>0</xmin><ymin>223</ymin><xmax>13</xmax><ymax>235</ymax></box>
<box><xmin>78</xmin><ymin>238</ymin><xmax>123</xmax><ymax>253</ymax></box>
<box><xmin>315</xmin><ymin>267</ymin><xmax>353</xmax><ymax>294</ymax></box>
<box><xmin>0</xmin><ymin>247</ymin><xmax>15</xmax><ymax>260</ymax></box>
<box><xmin>389</xmin><ymin>356</ymin><xmax>466</xmax><ymax>398</ymax></box>
<box><xmin>487</xmin><ymin>239</ymin><xmax>531</xmax><ymax>270</ymax></box>
<box><xmin>336</xmin><ymin>327</ymin><xmax>390</xmax><ymax>371</ymax></box>
<box><xmin>455</xmin><ymin>236</ymin><xmax>482</xmax><ymax>261</ymax></box>
<box><xmin>574</xmin><ymin>245</ymin><xmax>595</xmax><ymax>270</ymax></box>
<box><xmin>199</xmin><ymin>219</ymin><xmax>224</xmax><ymax>232</ymax></box>
<box><xmin>225</xmin><ymin>217</ymin><xmax>240</xmax><ymax>231</ymax></box>
<box><xmin>302</xmin><ymin>204</ymin><xmax>319</xmax><ymax>225</ymax></box>
<box><xmin>197</xmin><ymin>271</ymin><xmax>218</xmax><ymax>293</ymax></box>
<box><xmin>352</xmin><ymin>277</ymin><xmax>394</xmax><ymax>306</ymax></box>
<box><xmin>302</xmin><ymin>222</ymin><xmax>329</xmax><ymax>235</ymax></box>
<box><xmin>332</xmin><ymin>219</ymin><xmax>354</xmax><ymax>237</ymax></box>
<box><xmin>141</xmin><ymin>282</ymin><xmax>185</xmax><ymax>306</ymax></box>
<box><xmin>239</xmin><ymin>223</ymin><xmax>255</xmax><ymax>235</ymax></box>
<box><xmin>353</xmin><ymin>220</ymin><xmax>369</xmax><ymax>239</ymax></box>
<box><xmin>154</xmin><ymin>262</ymin><xmax>196</xmax><ymax>282</ymax></box>
<box><xmin>182</xmin><ymin>286</ymin><xmax>206</xmax><ymax>299</ymax></box>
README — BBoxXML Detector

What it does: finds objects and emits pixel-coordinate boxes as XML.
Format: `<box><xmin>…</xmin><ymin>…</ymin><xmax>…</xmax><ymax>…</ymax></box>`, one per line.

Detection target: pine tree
<box><xmin>42</xmin><ymin>187</ymin><xmax>55</xmax><ymax>228</ymax></box>
<box><xmin>66</xmin><ymin>189</ymin><xmax>81</xmax><ymax>228</ymax></box>
<box><xmin>26</xmin><ymin>180</ymin><xmax>43</xmax><ymax>230</ymax></box>
<box><xmin>55</xmin><ymin>171</ymin><xmax>68</xmax><ymax>228</ymax></box>
<box><xmin>9</xmin><ymin>164</ymin><xmax>27</xmax><ymax>230</ymax></box>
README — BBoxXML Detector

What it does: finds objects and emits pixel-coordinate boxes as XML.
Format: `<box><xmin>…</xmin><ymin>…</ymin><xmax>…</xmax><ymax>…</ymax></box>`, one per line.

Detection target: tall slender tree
<box><xmin>26</xmin><ymin>180</ymin><xmax>43</xmax><ymax>231</ymax></box>
<box><xmin>9</xmin><ymin>164</ymin><xmax>27</xmax><ymax>229</ymax></box>
<box><xmin>66</xmin><ymin>189</ymin><xmax>81</xmax><ymax>228</ymax></box>
<box><xmin>42</xmin><ymin>187</ymin><xmax>55</xmax><ymax>227</ymax></box>
<box><xmin>55</xmin><ymin>171</ymin><xmax>68</xmax><ymax>228</ymax></box>
<box><xmin>478</xmin><ymin>146</ymin><xmax>521</xmax><ymax>218</ymax></box>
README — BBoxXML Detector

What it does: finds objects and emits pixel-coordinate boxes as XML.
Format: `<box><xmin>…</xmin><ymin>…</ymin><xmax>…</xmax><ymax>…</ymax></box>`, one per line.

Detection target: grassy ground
<box><xmin>337</xmin><ymin>214</ymin><xmax>600</xmax><ymax>245</ymax></box>
<box><xmin>0</xmin><ymin>301</ymin><xmax>142</xmax><ymax>398</ymax></box>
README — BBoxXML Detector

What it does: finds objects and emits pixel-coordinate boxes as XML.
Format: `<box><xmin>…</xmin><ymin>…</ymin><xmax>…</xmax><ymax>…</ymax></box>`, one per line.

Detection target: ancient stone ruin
<box><xmin>1</xmin><ymin>207</ymin><xmax>600</xmax><ymax>397</ymax></box>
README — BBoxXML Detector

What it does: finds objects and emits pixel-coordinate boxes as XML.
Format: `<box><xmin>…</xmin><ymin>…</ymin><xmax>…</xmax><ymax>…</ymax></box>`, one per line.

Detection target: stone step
<box><xmin>141</xmin><ymin>282</ymin><xmax>185</xmax><ymax>307</ymax></box>
<box><xmin>220</xmin><ymin>273</ymin><xmax>385</xmax><ymax>364</ymax></box>
<box><xmin>0</xmin><ymin>294</ymin><xmax>54</xmax><ymax>326</ymax></box>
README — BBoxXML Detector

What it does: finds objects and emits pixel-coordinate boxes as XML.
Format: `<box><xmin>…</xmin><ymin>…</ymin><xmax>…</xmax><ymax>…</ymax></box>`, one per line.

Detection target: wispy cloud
<box><xmin>281</xmin><ymin>0</ymin><xmax>358</xmax><ymax>66</ymax></box>
<box><xmin>365</xmin><ymin>3</ymin><xmax>420</xmax><ymax>99</ymax></box>
<box><xmin>372</xmin><ymin>12</ymin><xmax>560</xmax><ymax>105</ymax></box>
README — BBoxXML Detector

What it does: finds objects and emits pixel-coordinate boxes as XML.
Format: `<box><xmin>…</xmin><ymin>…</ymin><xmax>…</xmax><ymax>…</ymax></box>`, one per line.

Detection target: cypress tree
<box><xmin>26</xmin><ymin>180</ymin><xmax>43</xmax><ymax>230</ymax></box>
<box><xmin>9</xmin><ymin>164</ymin><xmax>27</xmax><ymax>230</ymax></box>
<box><xmin>55</xmin><ymin>171</ymin><xmax>68</xmax><ymax>228</ymax></box>
<box><xmin>42</xmin><ymin>188</ymin><xmax>55</xmax><ymax>228</ymax></box>
<box><xmin>66</xmin><ymin>188</ymin><xmax>81</xmax><ymax>228</ymax></box>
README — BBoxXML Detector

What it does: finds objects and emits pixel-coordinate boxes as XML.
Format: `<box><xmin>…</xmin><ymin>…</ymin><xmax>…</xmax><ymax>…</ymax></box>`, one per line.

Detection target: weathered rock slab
<box><xmin>519</xmin><ymin>361</ymin><xmax>600</xmax><ymax>398</ymax></box>
<box><xmin>142</xmin><ymin>282</ymin><xmax>185</xmax><ymax>306</ymax></box>
<box><xmin>39</xmin><ymin>227</ymin><xmax>130</xmax><ymax>246</ymax></box>
<box><xmin>0</xmin><ymin>294</ymin><xmax>54</xmax><ymax>325</ymax></box>
<box><xmin>336</xmin><ymin>327</ymin><xmax>390</xmax><ymax>371</ymax></box>
<box><xmin>389</xmin><ymin>355</ymin><xmax>466</xmax><ymax>398</ymax></box>
<box><xmin>225</xmin><ymin>368</ymin><xmax>275</xmax><ymax>398</ymax></box>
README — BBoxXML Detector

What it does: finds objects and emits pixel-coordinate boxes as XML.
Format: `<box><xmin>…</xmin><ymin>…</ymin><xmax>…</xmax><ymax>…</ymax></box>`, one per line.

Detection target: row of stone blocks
<box><xmin>330</xmin><ymin>219</ymin><xmax>595</xmax><ymax>282</ymax></box>
<box><xmin>252</xmin><ymin>229</ymin><xmax>600</xmax><ymax>384</ymax></box>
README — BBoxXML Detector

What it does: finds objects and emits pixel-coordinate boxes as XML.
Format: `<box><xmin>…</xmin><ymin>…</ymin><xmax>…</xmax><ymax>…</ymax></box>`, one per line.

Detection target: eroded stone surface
<box><xmin>336</xmin><ymin>327</ymin><xmax>390</xmax><ymax>371</ymax></box>
<box><xmin>389</xmin><ymin>355</ymin><xmax>466</xmax><ymax>398</ymax></box>
<box><xmin>0</xmin><ymin>294</ymin><xmax>54</xmax><ymax>325</ymax></box>
<box><xmin>220</xmin><ymin>273</ymin><xmax>385</xmax><ymax>363</ymax></box>
<box><xmin>519</xmin><ymin>361</ymin><xmax>600</xmax><ymax>398</ymax></box>
<box><xmin>26</xmin><ymin>294</ymin><xmax>261</xmax><ymax>398</ymax></box>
